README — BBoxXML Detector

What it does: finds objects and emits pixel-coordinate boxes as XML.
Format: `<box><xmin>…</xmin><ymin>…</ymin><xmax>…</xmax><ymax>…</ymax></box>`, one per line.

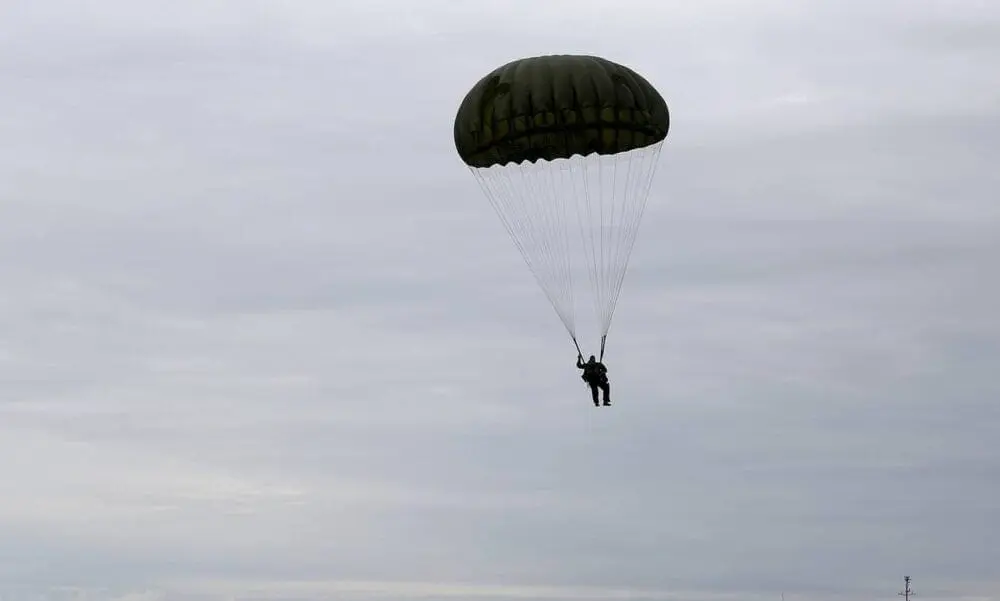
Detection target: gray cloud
<box><xmin>1</xmin><ymin>0</ymin><xmax>998</xmax><ymax>599</ymax></box>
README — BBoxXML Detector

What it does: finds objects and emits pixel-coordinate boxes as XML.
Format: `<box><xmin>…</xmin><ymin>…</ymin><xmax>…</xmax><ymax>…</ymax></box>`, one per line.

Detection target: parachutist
<box><xmin>577</xmin><ymin>353</ymin><xmax>610</xmax><ymax>406</ymax></box>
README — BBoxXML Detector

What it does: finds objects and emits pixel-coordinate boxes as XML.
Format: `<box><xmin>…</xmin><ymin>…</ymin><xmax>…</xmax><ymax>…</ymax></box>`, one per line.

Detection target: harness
<box><xmin>582</xmin><ymin>363</ymin><xmax>608</xmax><ymax>385</ymax></box>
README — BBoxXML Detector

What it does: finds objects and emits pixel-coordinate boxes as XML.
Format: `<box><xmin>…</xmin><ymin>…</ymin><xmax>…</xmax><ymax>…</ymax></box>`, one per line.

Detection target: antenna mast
<box><xmin>898</xmin><ymin>576</ymin><xmax>915</xmax><ymax>601</ymax></box>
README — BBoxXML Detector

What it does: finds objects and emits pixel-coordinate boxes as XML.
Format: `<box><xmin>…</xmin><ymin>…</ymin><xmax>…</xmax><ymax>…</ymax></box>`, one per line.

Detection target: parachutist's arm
<box><xmin>576</xmin><ymin>357</ymin><xmax>585</xmax><ymax>369</ymax></box>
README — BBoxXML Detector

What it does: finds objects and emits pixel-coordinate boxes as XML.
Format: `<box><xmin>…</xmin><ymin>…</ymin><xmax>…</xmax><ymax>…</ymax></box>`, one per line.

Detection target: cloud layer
<box><xmin>1</xmin><ymin>0</ymin><xmax>998</xmax><ymax>599</ymax></box>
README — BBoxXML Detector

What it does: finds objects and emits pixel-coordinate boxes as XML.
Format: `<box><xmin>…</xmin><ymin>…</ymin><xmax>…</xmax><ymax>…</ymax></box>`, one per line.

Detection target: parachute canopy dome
<box><xmin>454</xmin><ymin>54</ymin><xmax>670</xmax><ymax>168</ymax></box>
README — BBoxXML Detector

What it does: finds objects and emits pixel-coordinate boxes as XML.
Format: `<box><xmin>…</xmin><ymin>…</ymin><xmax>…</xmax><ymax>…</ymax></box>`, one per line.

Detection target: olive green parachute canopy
<box><xmin>454</xmin><ymin>54</ymin><xmax>670</xmax><ymax>168</ymax></box>
<box><xmin>454</xmin><ymin>54</ymin><xmax>671</xmax><ymax>361</ymax></box>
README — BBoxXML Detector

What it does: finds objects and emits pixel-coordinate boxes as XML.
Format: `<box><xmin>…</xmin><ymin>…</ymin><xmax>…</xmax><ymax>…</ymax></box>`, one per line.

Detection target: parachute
<box><xmin>454</xmin><ymin>54</ymin><xmax>670</xmax><ymax>360</ymax></box>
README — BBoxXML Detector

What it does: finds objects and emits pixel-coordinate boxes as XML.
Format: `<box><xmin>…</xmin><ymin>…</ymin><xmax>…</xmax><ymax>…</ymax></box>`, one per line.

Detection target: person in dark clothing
<box><xmin>577</xmin><ymin>353</ymin><xmax>611</xmax><ymax>406</ymax></box>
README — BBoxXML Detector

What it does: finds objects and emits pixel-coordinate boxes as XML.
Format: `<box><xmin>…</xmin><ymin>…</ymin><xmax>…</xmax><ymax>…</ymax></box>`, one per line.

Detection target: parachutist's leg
<box><xmin>590</xmin><ymin>385</ymin><xmax>599</xmax><ymax>406</ymax></box>
<box><xmin>600</xmin><ymin>381</ymin><xmax>610</xmax><ymax>405</ymax></box>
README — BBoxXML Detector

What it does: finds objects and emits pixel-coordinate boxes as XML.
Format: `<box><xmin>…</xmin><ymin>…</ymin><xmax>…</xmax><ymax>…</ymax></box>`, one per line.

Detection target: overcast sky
<box><xmin>1</xmin><ymin>1</ymin><xmax>998</xmax><ymax>600</ymax></box>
